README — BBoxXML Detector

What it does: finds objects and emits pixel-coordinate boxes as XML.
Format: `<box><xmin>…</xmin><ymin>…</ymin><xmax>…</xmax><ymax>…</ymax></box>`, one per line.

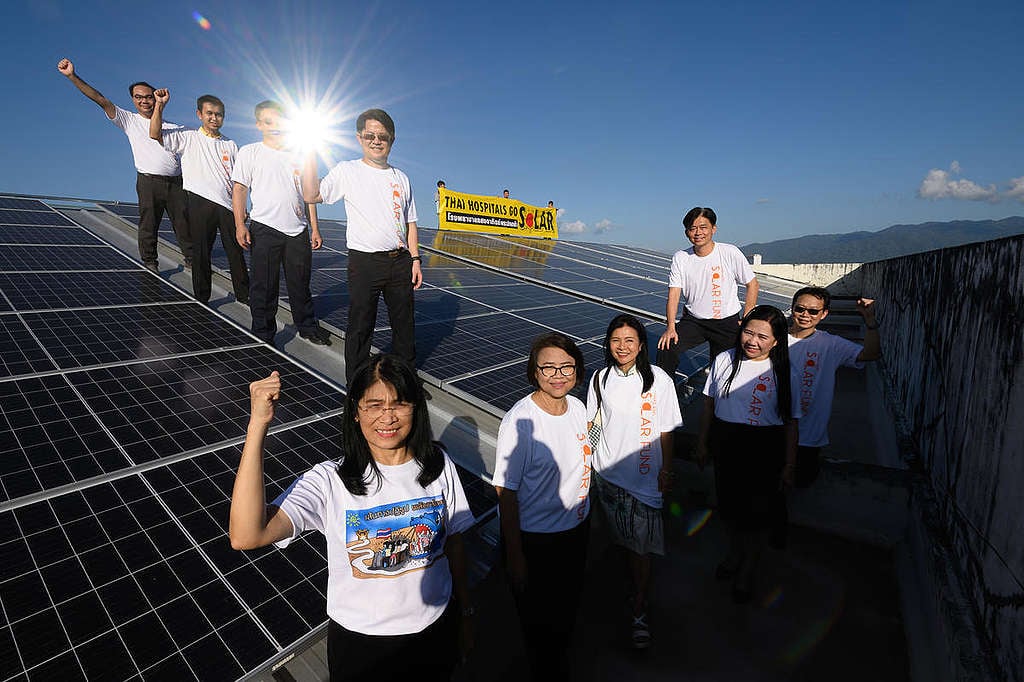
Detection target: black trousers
<box><xmin>656</xmin><ymin>309</ymin><xmax>741</xmax><ymax>375</ymax></box>
<box><xmin>136</xmin><ymin>172</ymin><xmax>191</xmax><ymax>263</ymax></box>
<box><xmin>511</xmin><ymin>516</ymin><xmax>590</xmax><ymax>682</ymax></box>
<box><xmin>345</xmin><ymin>249</ymin><xmax>416</xmax><ymax>384</ymax></box>
<box><xmin>248</xmin><ymin>221</ymin><xmax>318</xmax><ymax>344</ymax></box>
<box><xmin>185</xmin><ymin>193</ymin><xmax>249</xmax><ymax>303</ymax></box>
<box><xmin>326</xmin><ymin>603</ymin><xmax>457</xmax><ymax>682</ymax></box>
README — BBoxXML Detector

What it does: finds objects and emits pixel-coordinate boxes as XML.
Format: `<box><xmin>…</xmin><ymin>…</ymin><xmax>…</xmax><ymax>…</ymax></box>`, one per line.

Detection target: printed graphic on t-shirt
<box><xmin>638</xmin><ymin>390</ymin><xmax>657</xmax><ymax>475</ymax></box>
<box><xmin>345</xmin><ymin>495</ymin><xmax>447</xmax><ymax>579</ymax></box>
<box><xmin>796</xmin><ymin>351</ymin><xmax>818</xmax><ymax>414</ymax></box>
<box><xmin>746</xmin><ymin>372</ymin><xmax>775</xmax><ymax>425</ymax></box>
<box><xmin>710</xmin><ymin>265</ymin><xmax>723</xmax><ymax>318</ymax></box>
<box><xmin>390</xmin><ymin>178</ymin><xmax>407</xmax><ymax>247</ymax></box>
<box><xmin>577</xmin><ymin>430</ymin><xmax>592</xmax><ymax>521</ymax></box>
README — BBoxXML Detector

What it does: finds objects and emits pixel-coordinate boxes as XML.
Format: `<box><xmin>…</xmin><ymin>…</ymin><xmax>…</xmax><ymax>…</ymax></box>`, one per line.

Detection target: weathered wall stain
<box><xmin>859</xmin><ymin>235</ymin><xmax>1023</xmax><ymax>682</ymax></box>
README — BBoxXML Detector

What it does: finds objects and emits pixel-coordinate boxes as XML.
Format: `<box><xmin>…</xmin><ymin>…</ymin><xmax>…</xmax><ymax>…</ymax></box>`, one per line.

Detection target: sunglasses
<box><xmin>792</xmin><ymin>305</ymin><xmax>824</xmax><ymax>315</ymax></box>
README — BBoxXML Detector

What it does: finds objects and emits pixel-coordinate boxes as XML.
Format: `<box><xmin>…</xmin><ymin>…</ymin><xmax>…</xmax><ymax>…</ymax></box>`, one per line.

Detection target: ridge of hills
<box><xmin>739</xmin><ymin>216</ymin><xmax>1024</xmax><ymax>263</ymax></box>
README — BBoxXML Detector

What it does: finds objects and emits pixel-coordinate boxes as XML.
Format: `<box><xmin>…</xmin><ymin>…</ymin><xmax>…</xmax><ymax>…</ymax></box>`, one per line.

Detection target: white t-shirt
<box><xmin>586</xmin><ymin>366</ymin><xmax>683</xmax><ymax>508</ymax></box>
<box><xmin>668</xmin><ymin>242</ymin><xmax>754</xmax><ymax>319</ymax></box>
<box><xmin>319</xmin><ymin>160</ymin><xmax>418</xmax><ymax>253</ymax></box>
<box><xmin>109</xmin><ymin>106</ymin><xmax>183</xmax><ymax>176</ymax></box>
<box><xmin>789</xmin><ymin>331</ymin><xmax>864</xmax><ymax>447</ymax></box>
<box><xmin>231</xmin><ymin>143</ymin><xmax>308</xmax><ymax>236</ymax></box>
<box><xmin>492</xmin><ymin>394</ymin><xmax>591</xmax><ymax>533</ymax></box>
<box><xmin>703</xmin><ymin>349</ymin><xmax>800</xmax><ymax>426</ymax></box>
<box><xmin>274</xmin><ymin>453</ymin><xmax>474</xmax><ymax>636</ymax></box>
<box><xmin>161</xmin><ymin>129</ymin><xmax>237</xmax><ymax>209</ymax></box>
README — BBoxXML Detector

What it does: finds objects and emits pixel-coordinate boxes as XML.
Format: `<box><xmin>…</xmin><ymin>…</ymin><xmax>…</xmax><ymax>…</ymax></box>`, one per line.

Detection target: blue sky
<box><xmin>2</xmin><ymin>0</ymin><xmax>1022</xmax><ymax>250</ymax></box>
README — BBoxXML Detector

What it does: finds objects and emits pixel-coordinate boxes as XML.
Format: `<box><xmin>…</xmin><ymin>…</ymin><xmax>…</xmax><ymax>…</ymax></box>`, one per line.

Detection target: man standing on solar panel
<box><xmin>148</xmin><ymin>88</ymin><xmax>250</xmax><ymax>305</ymax></box>
<box><xmin>656</xmin><ymin>206</ymin><xmax>759</xmax><ymax>378</ymax></box>
<box><xmin>56</xmin><ymin>58</ymin><xmax>193</xmax><ymax>272</ymax></box>
<box><xmin>301</xmin><ymin>109</ymin><xmax>422</xmax><ymax>385</ymax></box>
<box><xmin>232</xmin><ymin>101</ymin><xmax>330</xmax><ymax>347</ymax></box>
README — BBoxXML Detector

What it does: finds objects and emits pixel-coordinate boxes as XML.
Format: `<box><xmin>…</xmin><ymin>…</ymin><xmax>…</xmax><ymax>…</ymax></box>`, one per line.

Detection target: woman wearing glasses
<box><xmin>492</xmin><ymin>332</ymin><xmax>591</xmax><ymax>681</ymax></box>
<box><xmin>230</xmin><ymin>354</ymin><xmax>474</xmax><ymax>681</ymax></box>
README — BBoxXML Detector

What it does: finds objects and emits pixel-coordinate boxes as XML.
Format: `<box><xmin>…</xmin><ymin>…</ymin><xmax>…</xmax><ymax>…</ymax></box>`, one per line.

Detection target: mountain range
<box><xmin>739</xmin><ymin>217</ymin><xmax>1024</xmax><ymax>263</ymax></box>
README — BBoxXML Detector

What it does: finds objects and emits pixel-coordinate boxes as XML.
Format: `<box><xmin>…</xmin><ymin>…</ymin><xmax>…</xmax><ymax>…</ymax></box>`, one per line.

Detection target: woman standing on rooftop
<box><xmin>492</xmin><ymin>332</ymin><xmax>591</xmax><ymax>681</ymax></box>
<box><xmin>697</xmin><ymin>306</ymin><xmax>798</xmax><ymax>603</ymax></box>
<box><xmin>587</xmin><ymin>314</ymin><xmax>682</xmax><ymax>648</ymax></box>
<box><xmin>229</xmin><ymin>354</ymin><xmax>475</xmax><ymax>681</ymax></box>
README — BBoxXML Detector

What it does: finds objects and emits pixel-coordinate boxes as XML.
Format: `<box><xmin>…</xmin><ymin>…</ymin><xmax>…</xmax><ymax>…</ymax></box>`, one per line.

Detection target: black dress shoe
<box><xmin>300</xmin><ymin>330</ymin><xmax>332</xmax><ymax>346</ymax></box>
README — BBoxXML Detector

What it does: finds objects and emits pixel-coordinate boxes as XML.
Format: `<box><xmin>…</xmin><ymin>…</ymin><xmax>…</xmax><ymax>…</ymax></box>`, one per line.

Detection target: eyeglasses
<box><xmin>538</xmin><ymin>364</ymin><xmax>576</xmax><ymax>378</ymax></box>
<box><xmin>357</xmin><ymin>402</ymin><xmax>414</xmax><ymax>419</ymax></box>
<box><xmin>359</xmin><ymin>132</ymin><xmax>393</xmax><ymax>143</ymax></box>
<box><xmin>792</xmin><ymin>305</ymin><xmax>823</xmax><ymax>315</ymax></box>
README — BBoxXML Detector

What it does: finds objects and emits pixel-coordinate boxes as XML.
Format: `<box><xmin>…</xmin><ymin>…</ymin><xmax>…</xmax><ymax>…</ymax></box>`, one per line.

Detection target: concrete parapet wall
<box><xmin>859</xmin><ymin>234</ymin><xmax>1024</xmax><ymax>682</ymax></box>
<box><xmin>751</xmin><ymin>262</ymin><xmax>863</xmax><ymax>289</ymax></box>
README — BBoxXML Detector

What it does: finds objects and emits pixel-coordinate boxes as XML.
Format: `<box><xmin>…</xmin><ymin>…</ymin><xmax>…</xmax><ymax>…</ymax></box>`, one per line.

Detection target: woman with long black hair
<box><xmin>230</xmin><ymin>354</ymin><xmax>474</xmax><ymax>681</ymax></box>
<box><xmin>587</xmin><ymin>314</ymin><xmax>682</xmax><ymax>648</ymax></box>
<box><xmin>697</xmin><ymin>305</ymin><xmax>798</xmax><ymax>603</ymax></box>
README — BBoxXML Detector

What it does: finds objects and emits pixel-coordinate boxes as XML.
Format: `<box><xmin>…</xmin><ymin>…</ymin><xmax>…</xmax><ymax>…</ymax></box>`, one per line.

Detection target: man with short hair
<box><xmin>788</xmin><ymin>287</ymin><xmax>880</xmax><ymax>486</ymax></box>
<box><xmin>57</xmin><ymin>58</ymin><xmax>192</xmax><ymax>270</ymax></box>
<box><xmin>232</xmin><ymin>101</ymin><xmax>328</xmax><ymax>346</ymax></box>
<box><xmin>435</xmin><ymin>179</ymin><xmax>445</xmax><ymax>216</ymax></box>
<box><xmin>150</xmin><ymin>89</ymin><xmax>249</xmax><ymax>304</ymax></box>
<box><xmin>302</xmin><ymin>108</ymin><xmax>421</xmax><ymax>384</ymax></box>
<box><xmin>656</xmin><ymin>206</ymin><xmax>759</xmax><ymax>377</ymax></box>
<box><xmin>503</xmin><ymin>189</ymin><xmax>510</xmax><ymax>199</ymax></box>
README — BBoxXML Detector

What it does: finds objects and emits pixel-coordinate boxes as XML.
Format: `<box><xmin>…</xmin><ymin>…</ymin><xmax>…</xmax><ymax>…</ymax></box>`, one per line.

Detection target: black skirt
<box><xmin>709</xmin><ymin>417</ymin><xmax>786</xmax><ymax>531</ymax></box>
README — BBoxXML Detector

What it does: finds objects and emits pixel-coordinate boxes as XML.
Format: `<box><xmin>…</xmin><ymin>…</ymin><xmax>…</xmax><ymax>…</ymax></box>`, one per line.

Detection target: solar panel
<box><xmin>0</xmin><ymin>225</ymin><xmax>105</xmax><ymax>246</ymax></box>
<box><xmin>374</xmin><ymin>309</ymin><xmax>570</xmax><ymax>381</ymax></box>
<box><xmin>0</xmin><ymin>316</ymin><xmax>56</xmax><ymax>378</ymax></box>
<box><xmin>65</xmin><ymin>346</ymin><xmax>342</xmax><ymax>466</ymax></box>
<box><xmin>511</xmin><ymin>301</ymin><xmax>619</xmax><ymax>341</ymax></box>
<box><xmin>0</xmin><ymin>198</ymin><xmax>49</xmax><ymax>211</ymax></box>
<box><xmin>0</xmin><ymin>271</ymin><xmax>188</xmax><ymax>310</ymax></box>
<box><xmin>0</xmin><ymin>479</ymin><xmax>277</xmax><ymax>680</ymax></box>
<box><xmin>0</xmin><ymin>374</ymin><xmax>130</xmax><ymax>503</ymax></box>
<box><xmin>431</xmin><ymin>284</ymin><xmax>572</xmax><ymax>311</ymax></box>
<box><xmin>99</xmin><ymin>203</ymin><xmax>140</xmax><ymax>219</ymax></box>
<box><xmin>0</xmin><ymin>245</ymin><xmax>135</xmax><ymax>272</ymax></box>
<box><xmin>22</xmin><ymin>303</ymin><xmax>259</xmax><ymax>369</ymax></box>
<box><xmin>0</xmin><ymin>209</ymin><xmax>76</xmax><ymax>227</ymax></box>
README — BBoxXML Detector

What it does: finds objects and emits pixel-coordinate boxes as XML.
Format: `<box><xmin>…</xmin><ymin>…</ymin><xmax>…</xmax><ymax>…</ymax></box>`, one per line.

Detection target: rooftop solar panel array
<box><xmin>0</xmin><ymin>197</ymin><xmax>358</xmax><ymax>680</ymax></box>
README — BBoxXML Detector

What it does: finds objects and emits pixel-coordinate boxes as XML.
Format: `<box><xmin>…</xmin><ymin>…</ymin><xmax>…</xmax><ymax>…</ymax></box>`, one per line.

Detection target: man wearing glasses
<box><xmin>302</xmin><ymin>109</ymin><xmax>421</xmax><ymax>385</ymax></box>
<box><xmin>56</xmin><ymin>58</ymin><xmax>192</xmax><ymax>271</ymax></box>
<box><xmin>788</xmin><ymin>287</ymin><xmax>880</xmax><ymax>487</ymax></box>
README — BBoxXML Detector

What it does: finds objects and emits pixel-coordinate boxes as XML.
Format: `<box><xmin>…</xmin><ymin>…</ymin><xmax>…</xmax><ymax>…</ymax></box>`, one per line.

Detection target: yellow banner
<box><xmin>437</xmin><ymin>188</ymin><xmax>557</xmax><ymax>239</ymax></box>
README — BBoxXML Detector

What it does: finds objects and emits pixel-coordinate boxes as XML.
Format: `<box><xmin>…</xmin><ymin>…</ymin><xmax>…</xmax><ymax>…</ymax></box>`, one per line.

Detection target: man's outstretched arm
<box><xmin>149</xmin><ymin>88</ymin><xmax>170</xmax><ymax>144</ymax></box>
<box><xmin>57</xmin><ymin>58</ymin><xmax>116</xmax><ymax>119</ymax></box>
<box><xmin>300</xmin><ymin>152</ymin><xmax>323</xmax><ymax>204</ymax></box>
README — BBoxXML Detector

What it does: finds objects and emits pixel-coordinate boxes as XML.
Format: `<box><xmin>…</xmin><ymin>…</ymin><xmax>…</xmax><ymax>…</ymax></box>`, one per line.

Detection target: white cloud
<box><xmin>1006</xmin><ymin>177</ymin><xmax>1024</xmax><ymax>202</ymax></box>
<box><xmin>755</xmin><ymin>198</ymin><xmax>771</xmax><ymax>205</ymax></box>
<box><xmin>561</xmin><ymin>220</ymin><xmax>586</xmax><ymax>233</ymax></box>
<box><xmin>556</xmin><ymin>208</ymin><xmax>566</xmax><ymax>219</ymax></box>
<box><xmin>917</xmin><ymin>162</ymin><xmax>998</xmax><ymax>201</ymax></box>
<box><xmin>593</xmin><ymin>218</ymin><xmax>614</xmax><ymax>234</ymax></box>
